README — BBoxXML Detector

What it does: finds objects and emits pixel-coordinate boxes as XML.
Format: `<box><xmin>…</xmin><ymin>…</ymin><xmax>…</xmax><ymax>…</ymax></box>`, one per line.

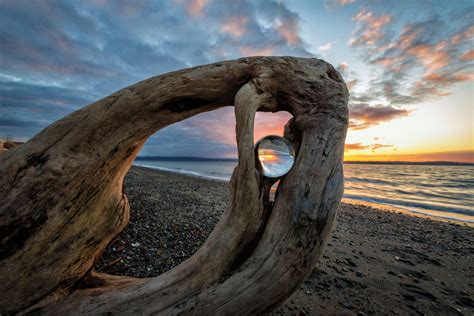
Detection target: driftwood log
<box><xmin>0</xmin><ymin>57</ymin><xmax>348</xmax><ymax>314</ymax></box>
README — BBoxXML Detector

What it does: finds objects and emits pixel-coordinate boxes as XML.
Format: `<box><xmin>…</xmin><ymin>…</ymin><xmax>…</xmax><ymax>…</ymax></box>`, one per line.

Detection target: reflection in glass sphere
<box><xmin>256</xmin><ymin>136</ymin><xmax>295</xmax><ymax>178</ymax></box>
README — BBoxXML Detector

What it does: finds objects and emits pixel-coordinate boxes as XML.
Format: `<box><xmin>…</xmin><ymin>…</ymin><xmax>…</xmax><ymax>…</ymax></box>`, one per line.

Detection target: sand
<box><xmin>96</xmin><ymin>166</ymin><xmax>473</xmax><ymax>315</ymax></box>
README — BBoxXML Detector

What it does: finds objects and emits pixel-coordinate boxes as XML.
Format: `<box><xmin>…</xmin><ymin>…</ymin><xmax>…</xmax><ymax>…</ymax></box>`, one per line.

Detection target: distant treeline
<box><xmin>136</xmin><ymin>156</ymin><xmax>473</xmax><ymax>166</ymax></box>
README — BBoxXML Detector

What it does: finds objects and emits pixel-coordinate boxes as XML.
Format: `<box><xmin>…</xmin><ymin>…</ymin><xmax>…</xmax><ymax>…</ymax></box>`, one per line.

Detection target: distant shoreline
<box><xmin>136</xmin><ymin>156</ymin><xmax>474</xmax><ymax>166</ymax></box>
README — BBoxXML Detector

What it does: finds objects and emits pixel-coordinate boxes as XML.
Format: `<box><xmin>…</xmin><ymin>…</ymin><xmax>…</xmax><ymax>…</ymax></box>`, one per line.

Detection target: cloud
<box><xmin>139</xmin><ymin>107</ymin><xmax>292</xmax><ymax>158</ymax></box>
<box><xmin>349</xmin><ymin>103</ymin><xmax>410</xmax><ymax>130</ymax></box>
<box><xmin>239</xmin><ymin>46</ymin><xmax>274</xmax><ymax>56</ymax></box>
<box><xmin>0</xmin><ymin>80</ymin><xmax>92</xmax><ymax>112</ymax></box>
<box><xmin>220</xmin><ymin>16</ymin><xmax>248</xmax><ymax>37</ymax></box>
<box><xmin>177</xmin><ymin>0</ymin><xmax>209</xmax><ymax>16</ymax></box>
<box><xmin>346</xmin><ymin>79</ymin><xmax>358</xmax><ymax>91</ymax></box>
<box><xmin>336</xmin><ymin>62</ymin><xmax>360</xmax><ymax>92</ymax></box>
<box><xmin>325</xmin><ymin>0</ymin><xmax>356</xmax><ymax>8</ymax></box>
<box><xmin>348</xmin><ymin>7</ymin><xmax>474</xmax><ymax>109</ymax></box>
<box><xmin>338</xmin><ymin>0</ymin><xmax>356</xmax><ymax>5</ymax></box>
<box><xmin>345</xmin><ymin>142</ymin><xmax>395</xmax><ymax>152</ymax></box>
<box><xmin>0</xmin><ymin>78</ymin><xmax>95</xmax><ymax>138</ymax></box>
<box><xmin>338</xmin><ymin>62</ymin><xmax>348</xmax><ymax>72</ymax></box>
<box><xmin>277</xmin><ymin>19</ymin><xmax>299</xmax><ymax>45</ymax></box>
<box><xmin>0</xmin><ymin>0</ymin><xmax>312</xmax><ymax>151</ymax></box>
<box><xmin>319</xmin><ymin>42</ymin><xmax>333</xmax><ymax>52</ymax></box>
<box><xmin>345</xmin><ymin>143</ymin><xmax>367</xmax><ymax>151</ymax></box>
<box><xmin>0</xmin><ymin>117</ymin><xmax>45</xmax><ymax>128</ymax></box>
<box><xmin>369</xmin><ymin>143</ymin><xmax>395</xmax><ymax>152</ymax></box>
<box><xmin>460</xmin><ymin>49</ymin><xmax>474</xmax><ymax>61</ymax></box>
<box><xmin>349</xmin><ymin>9</ymin><xmax>393</xmax><ymax>47</ymax></box>
<box><xmin>255</xmin><ymin>1</ymin><xmax>304</xmax><ymax>46</ymax></box>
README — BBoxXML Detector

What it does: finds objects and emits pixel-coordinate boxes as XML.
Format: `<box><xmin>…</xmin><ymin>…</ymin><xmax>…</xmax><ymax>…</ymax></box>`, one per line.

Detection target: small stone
<box><xmin>339</xmin><ymin>301</ymin><xmax>355</xmax><ymax>309</ymax></box>
<box><xmin>356</xmin><ymin>271</ymin><xmax>365</xmax><ymax>278</ymax></box>
<box><xmin>402</xmin><ymin>294</ymin><xmax>416</xmax><ymax>301</ymax></box>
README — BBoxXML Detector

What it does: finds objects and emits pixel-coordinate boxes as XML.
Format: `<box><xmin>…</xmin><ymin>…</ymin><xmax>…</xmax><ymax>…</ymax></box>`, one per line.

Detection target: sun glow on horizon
<box><xmin>344</xmin><ymin>150</ymin><xmax>474</xmax><ymax>163</ymax></box>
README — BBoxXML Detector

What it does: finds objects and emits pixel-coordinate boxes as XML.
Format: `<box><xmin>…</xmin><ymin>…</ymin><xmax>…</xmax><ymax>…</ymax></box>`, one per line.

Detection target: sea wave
<box><xmin>133</xmin><ymin>161</ymin><xmax>474</xmax><ymax>224</ymax></box>
<box><xmin>343</xmin><ymin>193</ymin><xmax>474</xmax><ymax>220</ymax></box>
<box><xmin>134</xmin><ymin>163</ymin><xmax>230</xmax><ymax>181</ymax></box>
<box><xmin>344</xmin><ymin>177</ymin><xmax>394</xmax><ymax>186</ymax></box>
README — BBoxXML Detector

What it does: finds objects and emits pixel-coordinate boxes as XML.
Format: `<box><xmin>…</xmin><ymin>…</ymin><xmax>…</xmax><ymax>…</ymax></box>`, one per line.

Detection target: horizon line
<box><xmin>136</xmin><ymin>156</ymin><xmax>474</xmax><ymax>166</ymax></box>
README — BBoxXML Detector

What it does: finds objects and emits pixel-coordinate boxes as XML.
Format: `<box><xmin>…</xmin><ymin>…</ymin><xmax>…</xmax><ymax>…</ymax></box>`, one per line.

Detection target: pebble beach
<box><xmin>95</xmin><ymin>166</ymin><xmax>473</xmax><ymax>315</ymax></box>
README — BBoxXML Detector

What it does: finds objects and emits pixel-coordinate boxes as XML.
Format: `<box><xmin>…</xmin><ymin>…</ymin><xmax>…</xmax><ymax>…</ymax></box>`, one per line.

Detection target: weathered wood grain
<box><xmin>0</xmin><ymin>57</ymin><xmax>348</xmax><ymax>314</ymax></box>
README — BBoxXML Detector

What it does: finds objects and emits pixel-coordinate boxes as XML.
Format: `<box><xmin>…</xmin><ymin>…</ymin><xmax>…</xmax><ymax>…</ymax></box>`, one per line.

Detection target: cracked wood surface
<box><xmin>0</xmin><ymin>57</ymin><xmax>348</xmax><ymax>314</ymax></box>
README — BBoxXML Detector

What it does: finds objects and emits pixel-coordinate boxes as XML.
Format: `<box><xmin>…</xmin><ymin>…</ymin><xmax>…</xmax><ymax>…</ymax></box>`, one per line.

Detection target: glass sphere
<box><xmin>256</xmin><ymin>135</ymin><xmax>295</xmax><ymax>178</ymax></box>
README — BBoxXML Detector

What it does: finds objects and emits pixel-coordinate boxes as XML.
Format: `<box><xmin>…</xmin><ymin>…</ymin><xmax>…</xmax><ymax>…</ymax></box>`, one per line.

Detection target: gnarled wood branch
<box><xmin>0</xmin><ymin>56</ymin><xmax>348</xmax><ymax>315</ymax></box>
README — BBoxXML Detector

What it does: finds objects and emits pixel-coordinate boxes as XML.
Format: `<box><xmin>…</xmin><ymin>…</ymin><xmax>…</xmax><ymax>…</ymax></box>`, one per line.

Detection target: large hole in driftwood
<box><xmin>94</xmin><ymin>107</ymin><xmax>292</xmax><ymax>278</ymax></box>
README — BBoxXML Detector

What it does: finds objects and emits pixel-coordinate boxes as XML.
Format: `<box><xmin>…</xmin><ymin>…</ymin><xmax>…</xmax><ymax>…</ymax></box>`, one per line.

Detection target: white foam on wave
<box><xmin>134</xmin><ymin>163</ymin><xmax>230</xmax><ymax>182</ymax></box>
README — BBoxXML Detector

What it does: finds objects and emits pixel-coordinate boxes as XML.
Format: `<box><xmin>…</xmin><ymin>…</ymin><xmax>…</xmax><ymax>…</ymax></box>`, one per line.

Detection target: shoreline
<box><xmin>96</xmin><ymin>166</ymin><xmax>473</xmax><ymax>315</ymax></box>
<box><xmin>342</xmin><ymin>198</ymin><xmax>474</xmax><ymax>228</ymax></box>
<box><xmin>133</xmin><ymin>164</ymin><xmax>473</xmax><ymax>227</ymax></box>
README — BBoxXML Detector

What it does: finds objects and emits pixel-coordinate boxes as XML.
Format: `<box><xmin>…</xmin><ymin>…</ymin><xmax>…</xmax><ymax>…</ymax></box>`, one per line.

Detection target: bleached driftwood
<box><xmin>0</xmin><ymin>57</ymin><xmax>348</xmax><ymax>314</ymax></box>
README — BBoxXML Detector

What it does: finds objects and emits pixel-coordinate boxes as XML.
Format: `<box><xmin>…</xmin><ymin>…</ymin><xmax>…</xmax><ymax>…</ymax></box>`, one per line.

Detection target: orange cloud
<box><xmin>452</xmin><ymin>26</ymin><xmax>474</xmax><ymax>45</ymax></box>
<box><xmin>407</xmin><ymin>71</ymin><xmax>473</xmax><ymax>100</ymax></box>
<box><xmin>338</xmin><ymin>0</ymin><xmax>356</xmax><ymax>4</ymax></box>
<box><xmin>349</xmin><ymin>103</ymin><xmax>410</xmax><ymax>130</ymax></box>
<box><xmin>460</xmin><ymin>49</ymin><xmax>474</xmax><ymax>61</ymax></box>
<box><xmin>277</xmin><ymin>19</ymin><xmax>300</xmax><ymax>45</ymax></box>
<box><xmin>345</xmin><ymin>143</ymin><xmax>367</xmax><ymax>151</ymax></box>
<box><xmin>373</xmin><ymin>40</ymin><xmax>452</xmax><ymax>76</ymax></box>
<box><xmin>346</xmin><ymin>79</ymin><xmax>358</xmax><ymax>91</ymax></box>
<box><xmin>338</xmin><ymin>62</ymin><xmax>348</xmax><ymax>72</ymax></box>
<box><xmin>254</xmin><ymin>111</ymin><xmax>292</xmax><ymax>141</ymax></box>
<box><xmin>375</xmin><ymin>23</ymin><xmax>473</xmax><ymax>78</ymax></box>
<box><xmin>398</xmin><ymin>26</ymin><xmax>419</xmax><ymax>49</ymax></box>
<box><xmin>345</xmin><ymin>143</ymin><xmax>395</xmax><ymax>152</ymax></box>
<box><xmin>423</xmin><ymin>72</ymin><xmax>473</xmax><ymax>84</ymax></box>
<box><xmin>326</xmin><ymin>0</ymin><xmax>356</xmax><ymax>7</ymax></box>
<box><xmin>361</xmin><ymin>18</ymin><xmax>474</xmax><ymax>106</ymax></box>
<box><xmin>173</xmin><ymin>108</ymin><xmax>291</xmax><ymax>155</ymax></box>
<box><xmin>353</xmin><ymin>10</ymin><xmax>392</xmax><ymax>29</ymax></box>
<box><xmin>178</xmin><ymin>0</ymin><xmax>208</xmax><ymax>16</ymax></box>
<box><xmin>239</xmin><ymin>46</ymin><xmax>274</xmax><ymax>56</ymax></box>
<box><xmin>373</xmin><ymin>56</ymin><xmax>404</xmax><ymax>73</ymax></box>
<box><xmin>410</xmin><ymin>80</ymin><xmax>450</xmax><ymax>98</ymax></box>
<box><xmin>350</xmin><ymin>9</ymin><xmax>393</xmax><ymax>46</ymax></box>
<box><xmin>406</xmin><ymin>44</ymin><xmax>450</xmax><ymax>73</ymax></box>
<box><xmin>221</xmin><ymin>16</ymin><xmax>248</xmax><ymax>38</ymax></box>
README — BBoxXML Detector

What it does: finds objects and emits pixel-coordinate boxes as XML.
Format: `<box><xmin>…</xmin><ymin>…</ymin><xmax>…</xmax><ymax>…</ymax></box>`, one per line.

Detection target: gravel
<box><xmin>95</xmin><ymin>166</ymin><xmax>227</xmax><ymax>277</ymax></box>
<box><xmin>95</xmin><ymin>165</ymin><xmax>474</xmax><ymax>315</ymax></box>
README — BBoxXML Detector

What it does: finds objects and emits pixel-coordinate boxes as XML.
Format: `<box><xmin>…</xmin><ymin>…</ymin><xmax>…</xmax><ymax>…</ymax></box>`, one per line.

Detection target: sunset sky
<box><xmin>0</xmin><ymin>0</ymin><xmax>473</xmax><ymax>162</ymax></box>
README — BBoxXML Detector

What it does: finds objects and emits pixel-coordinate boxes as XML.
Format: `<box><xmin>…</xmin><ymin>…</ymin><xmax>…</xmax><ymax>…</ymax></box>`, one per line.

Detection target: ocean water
<box><xmin>133</xmin><ymin>160</ymin><xmax>474</xmax><ymax>223</ymax></box>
